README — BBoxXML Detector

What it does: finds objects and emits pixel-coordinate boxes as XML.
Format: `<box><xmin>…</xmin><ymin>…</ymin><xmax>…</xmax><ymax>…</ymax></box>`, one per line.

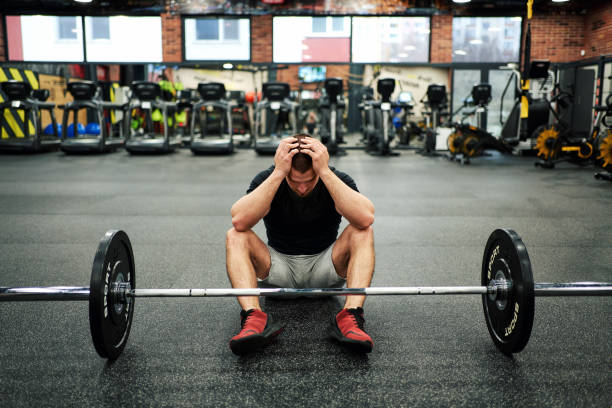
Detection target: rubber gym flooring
<box><xmin>0</xmin><ymin>146</ymin><xmax>611</xmax><ymax>407</ymax></box>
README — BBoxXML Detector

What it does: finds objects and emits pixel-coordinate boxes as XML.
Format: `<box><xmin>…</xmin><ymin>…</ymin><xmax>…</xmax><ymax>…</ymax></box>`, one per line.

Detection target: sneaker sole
<box><xmin>229</xmin><ymin>322</ymin><xmax>284</xmax><ymax>356</ymax></box>
<box><xmin>328</xmin><ymin>323</ymin><xmax>373</xmax><ymax>354</ymax></box>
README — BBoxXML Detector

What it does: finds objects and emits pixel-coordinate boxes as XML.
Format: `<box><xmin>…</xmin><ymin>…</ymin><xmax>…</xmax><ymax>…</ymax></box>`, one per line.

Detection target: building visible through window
<box><xmin>223</xmin><ymin>20</ymin><xmax>239</xmax><ymax>40</ymax></box>
<box><xmin>196</xmin><ymin>19</ymin><xmax>219</xmax><ymax>40</ymax></box>
<box><xmin>91</xmin><ymin>17</ymin><xmax>110</xmax><ymax>40</ymax></box>
<box><xmin>58</xmin><ymin>17</ymin><xmax>78</xmax><ymax>40</ymax></box>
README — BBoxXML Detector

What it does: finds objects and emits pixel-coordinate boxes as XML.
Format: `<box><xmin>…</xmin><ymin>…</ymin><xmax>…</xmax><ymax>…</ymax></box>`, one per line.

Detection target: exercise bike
<box><xmin>593</xmin><ymin>94</ymin><xmax>612</xmax><ymax>181</ymax></box>
<box><xmin>534</xmin><ymin>85</ymin><xmax>604</xmax><ymax>169</ymax></box>
<box><xmin>447</xmin><ymin>83</ymin><xmax>513</xmax><ymax>164</ymax></box>
<box><xmin>317</xmin><ymin>78</ymin><xmax>346</xmax><ymax>156</ymax></box>
<box><xmin>360</xmin><ymin>78</ymin><xmax>400</xmax><ymax>156</ymax></box>
<box><xmin>418</xmin><ymin>84</ymin><xmax>448</xmax><ymax>156</ymax></box>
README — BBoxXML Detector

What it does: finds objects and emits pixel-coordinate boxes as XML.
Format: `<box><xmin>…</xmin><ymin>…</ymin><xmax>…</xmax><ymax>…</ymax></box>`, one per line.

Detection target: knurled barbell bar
<box><xmin>1</xmin><ymin>229</ymin><xmax>611</xmax><ymax>360</ymax></box>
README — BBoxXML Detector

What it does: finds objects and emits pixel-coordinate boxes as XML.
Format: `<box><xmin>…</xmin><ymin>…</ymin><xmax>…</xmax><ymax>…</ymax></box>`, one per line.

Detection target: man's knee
<box><xmin>347</xmin><ymin>224</ymin><xmax>374</xmax><ymax>246</ymax></box>
<box><xmin>226</xmin><ymin>227</ymin><xmax>252</xmax><ymax>249</ymax></box>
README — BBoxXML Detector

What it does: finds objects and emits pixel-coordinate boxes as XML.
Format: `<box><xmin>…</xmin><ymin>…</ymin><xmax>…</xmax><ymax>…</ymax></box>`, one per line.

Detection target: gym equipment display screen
<box><xmin>85</xmin><ymin>16</ymin><xmax>162</xmax><ymax>63</ymax></box>
<box><xmin>298</xmin><ymin>66</ymin><xmax>326</xmax><ymax>83</ymax></box>
<box><xmin>453</xmin><ymin>17</ymin><xmax>522</xmax><ymax>63</ymax></box>
<box><xmin>273</xmin><ymin>17</ymin><xmax>350</xmax><ymax>63</ymax></box>
<box><xmin>184</xmin><ymin>17</ymin><xmax>250</xmax><ymax>61</ymax></box>
<box><xmin>5</xmin><ymin>15</ymin><xmax>84</xmax><ymax>62</ymax></box>
<box><xmin>352</xmin><ymin>17</ymin><xmax>430</xmax><ymax>63</ymax></box>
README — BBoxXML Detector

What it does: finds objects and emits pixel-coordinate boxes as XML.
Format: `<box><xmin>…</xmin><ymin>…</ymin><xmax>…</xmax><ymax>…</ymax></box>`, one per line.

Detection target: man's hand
<box><xmin>274</xmin><ymin>137</ymin><xmax>300</xmax><ymax>176</ymax></box>
<box><xmin>298</xmin><ymin>137</ymin><xmax>330</xmax><ymax>175</ymax></box>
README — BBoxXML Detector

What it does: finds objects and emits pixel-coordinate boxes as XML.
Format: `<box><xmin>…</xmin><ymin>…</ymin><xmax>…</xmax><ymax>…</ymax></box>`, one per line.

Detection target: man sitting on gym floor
<box><xmin>226</xmin><ymin>134</ymin><xmax>375</xmax><ymax>355</ymax></box>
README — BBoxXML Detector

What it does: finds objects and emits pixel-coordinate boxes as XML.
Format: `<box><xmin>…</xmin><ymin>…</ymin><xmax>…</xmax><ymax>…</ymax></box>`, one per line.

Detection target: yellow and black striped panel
<box><xmin>0</xmin><ymin>67</ymin><xmax>40</xmax><ymax>139</ymax></box>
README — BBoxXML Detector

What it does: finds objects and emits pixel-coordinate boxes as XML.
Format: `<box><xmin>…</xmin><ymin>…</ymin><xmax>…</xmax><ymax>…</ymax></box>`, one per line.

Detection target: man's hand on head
<box><xmin>297</xmin><ymin>137</ymin><xmax>330</xmax><ymax>175</ymax></box>
<box><xmin>274</xmin><ymin>137</ymin><xmax>300</xmax><ymax>176</ymax></box>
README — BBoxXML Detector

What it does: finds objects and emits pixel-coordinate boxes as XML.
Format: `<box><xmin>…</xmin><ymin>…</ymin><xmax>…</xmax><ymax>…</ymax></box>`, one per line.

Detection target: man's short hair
<box><xmin>292</xmin><ymin>133</ymin><xmax>313</xmax><ymax>173</ymax></box>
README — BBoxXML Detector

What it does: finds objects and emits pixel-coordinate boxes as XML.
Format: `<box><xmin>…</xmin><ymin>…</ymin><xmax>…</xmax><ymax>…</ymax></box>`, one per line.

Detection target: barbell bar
<box><xmin>4</xmin><ymin>283</ymin><xmax>612</xmax><ymax>301</ymax></box>
<box><xmin>0</xmin><ymin>229</ymin><xmax>610</xmax><ymax>360</ymax></box>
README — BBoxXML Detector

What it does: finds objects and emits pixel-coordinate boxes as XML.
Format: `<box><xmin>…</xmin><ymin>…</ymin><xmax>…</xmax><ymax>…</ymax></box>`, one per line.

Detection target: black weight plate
<box><xmin>481</xmin><ymin>229</ymin><xmax>534</xmax><ymax>354</ymax></box>
<box><xmin>89</xmin><ymin>230</ymin><xmax>135</xmax><ymax>360</ymax></box>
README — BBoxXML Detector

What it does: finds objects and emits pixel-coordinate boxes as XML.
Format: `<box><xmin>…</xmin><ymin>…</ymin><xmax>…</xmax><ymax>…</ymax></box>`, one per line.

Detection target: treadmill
<box><xmin>125</xmin><ymin>81</ymin><xmax>181</xmax><ymax>154</ymax></box>
<box><xmin>227</xmin><ymin>90</ymin><xmax>251</xmax><ymax>146</ymax></box>
<box><xmin>190</xmin><ymin>82</ymin><xmax>235</xmax><ymax>154</ymax></box>
<box><xmin>0</xmin><ymin>80</ymin><xmax>60</xmax><ymax>153</ymax></box>
<box><xmin>253</xmin><ymin>82</ymin><xmax>298</xmax><ymax>155</ymax></box>
<box><xmin>60</xmin><ymin>81</ymin><xmax>127</xmax><ymax>154</ymax></box>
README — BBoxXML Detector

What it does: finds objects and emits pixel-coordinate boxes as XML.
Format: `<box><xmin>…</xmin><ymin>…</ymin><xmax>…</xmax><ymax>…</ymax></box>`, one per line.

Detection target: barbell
<box><xmin>1</xmin><ymin>228</ymin><xmax>610</xmax><ymax>360</ymax></box>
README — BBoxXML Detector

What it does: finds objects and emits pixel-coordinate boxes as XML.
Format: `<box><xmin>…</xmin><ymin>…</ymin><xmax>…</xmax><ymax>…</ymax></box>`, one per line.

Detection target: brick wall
<box><xmin>252</xmin><ymin>15</ymin><xmax>273</xmax><ymax>63</ymax></box>
<box><xmin>162</xmin><ymin>13</ymin><xmax>182</xmax><ymax>63</ymax></box>
<box><xmin>430</xmin><ymin>14</ymin><xmax>452</xmax><ymax>64</ymax></box>
<box><xmin>528</xmin><ymin>13</ymin><xmax>585</xmax><ymax>63</ymax></box>
<box><xmin>583</xmin><ymin>1</ymin><xmax>612</xmax><ymax>59</ymax></box>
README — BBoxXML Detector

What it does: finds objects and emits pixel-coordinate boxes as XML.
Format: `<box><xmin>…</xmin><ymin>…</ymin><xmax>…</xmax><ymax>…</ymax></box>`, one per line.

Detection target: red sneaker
<box><xmin>229</xmin><ymin>309</ymin><xmax>283</xmax><ymax>355</ymax></box>
<box><xmin>328</xmin><ymin>307</ymin><xmax>373</xmax><ymax>353</ymax></box>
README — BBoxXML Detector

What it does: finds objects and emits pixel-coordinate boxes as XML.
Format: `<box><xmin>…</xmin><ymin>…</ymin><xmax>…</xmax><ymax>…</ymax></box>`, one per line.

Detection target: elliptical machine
<box><xmin>190</xmin><ymin>82</ymin><xmax>235</xmax><ymax>155</ymax></box>
<box><xmin>253</xmin><ymin>82</ymin><xmax>298</xmax><ymax>155</ymax></box>
<box><xmin>361</xmin><ymin>78</ymin><xmax>399</xmax><ymax>156</ymax></box>
<box><xmin>318</xmin><ymin>78</ymin><xmax>346</xmax><ymax>156</ymax></box>
<box><xmin>419</xmin><ymin>84</ymin><xmax>448</xmax><ymax>155</ymax></box>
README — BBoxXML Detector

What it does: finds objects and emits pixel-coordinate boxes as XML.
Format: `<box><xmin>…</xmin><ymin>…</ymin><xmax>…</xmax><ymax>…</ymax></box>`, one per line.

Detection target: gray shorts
<box><xmin>258</xmin><ymin>244</ymin><xmax>346</xmax><ymax>289</ymax></box>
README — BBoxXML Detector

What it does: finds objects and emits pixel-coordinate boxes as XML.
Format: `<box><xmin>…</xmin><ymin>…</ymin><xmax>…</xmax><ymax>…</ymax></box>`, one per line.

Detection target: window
<box><xmin>84</xmin><ymin>16</ymin><xmax>162</xmax><ymax>63</ymax></box>
<box><xmin>91</xmin><ymin>17</ymin><xmax>110</xmax><ymax>40</ymax></box>
<box><xmin>196</xmin><ymin>19</ymin><xmax>219</xmax><ymax>40</ymax></box>
<box><xmin>352</xmin><ymin>17</ymin><xmax>430</xmax><ymax>63</ymax></box>
<box><xmin>453</xmin><ymin>17</ymin><xmax>521</xmax><ymax>63</ymax></box>
<box><xmin>6</xmin><ymin>15</ymin><xmax>84</xmax><ymax>62</ymax></box>
<box><xmin>273</xmin><ymin>17</ymin><xmax>350</xmax><ymax>63</ymax></box>
<box><xmin>58</xmin><ymin>17</ymin><xmax>78</xmax><ymax>40</ymax></box>
<box><xmin>184</xmin><ymin>17</ymin><xmax>250</xmax><ymax>61</ymax></box>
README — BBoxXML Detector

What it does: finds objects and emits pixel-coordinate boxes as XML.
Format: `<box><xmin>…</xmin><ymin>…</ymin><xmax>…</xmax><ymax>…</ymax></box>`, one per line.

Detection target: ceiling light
<box><xmin>74</xmin><ymin>0</ymin><xmax>93</xmax><ymax>3</ymax></box>
<box><xmin>223</xmin><ymin>63</ymin><xmax>233</xmax><ymax>69</ymax></box>
<box><xmin>552</xmin><ymin>0</ymin><xmax>570</xmax><ymax>3</ymax></box>
<box><xmin>452</xmin><ymin>0</ymin><xmax>471</xmax><ymax>3</ymax></box>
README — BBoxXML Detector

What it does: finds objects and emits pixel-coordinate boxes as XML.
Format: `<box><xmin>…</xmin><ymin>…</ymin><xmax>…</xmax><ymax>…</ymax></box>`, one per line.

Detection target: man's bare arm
<box><xmin>319</xmin><ymin>169</ymin><xmax>375</xmax><ymax>229</ymax></box>
<box><xmin>231</xmin><ymin>137</ymin><xmax>299</xmax><ymax>231</ymax></box>
<box><xmin>299</xmin><ymin>137</ymin><xmax>374</xmax><ymax>229</ymax></box>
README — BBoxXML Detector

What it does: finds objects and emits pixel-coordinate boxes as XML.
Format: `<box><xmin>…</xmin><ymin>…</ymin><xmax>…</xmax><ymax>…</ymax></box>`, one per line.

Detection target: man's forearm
<box><xmin>231</xmin><ymin>170</ymin><xmax>285</xmax><ymax>231</ymax></box>
<box><xmin>319</xmin><ymin>169</ymin><xmax>375</xmax><ymax>229</ymax></box>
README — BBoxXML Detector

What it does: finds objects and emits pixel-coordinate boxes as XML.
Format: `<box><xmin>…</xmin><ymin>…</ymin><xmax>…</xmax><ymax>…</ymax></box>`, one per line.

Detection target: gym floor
<box><xmin>0</xmin><ymin>146</ymin><xmax>611</xmax><ymax>407</ymax></box>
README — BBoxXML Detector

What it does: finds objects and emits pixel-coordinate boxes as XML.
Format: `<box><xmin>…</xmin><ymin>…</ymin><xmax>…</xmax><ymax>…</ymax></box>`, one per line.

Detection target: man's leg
<box><xmin>226</xmin><ymin>227</ymin><xmax>271</xmax><ymax>311</ymax></box>
<box><xmin>331</xmin><ymin>224</ymin><xmax>375</xmax><ymax>309</ymax></box>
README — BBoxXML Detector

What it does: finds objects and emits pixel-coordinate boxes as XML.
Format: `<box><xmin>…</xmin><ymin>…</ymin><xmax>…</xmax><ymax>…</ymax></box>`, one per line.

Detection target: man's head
<box><xmin>291</xmin><ymin>134</ymin><xmax>312</xmax><ymax>172</ymax></box>
<box><xmin>287</xmin><ymin>134</ymin><xmax>317</xmax><ymax>197</ymax></box>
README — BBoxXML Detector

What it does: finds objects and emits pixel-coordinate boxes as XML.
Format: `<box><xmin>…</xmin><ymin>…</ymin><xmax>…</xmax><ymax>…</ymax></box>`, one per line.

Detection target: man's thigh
<box><xmin>261</xmin><ymin>245</ymin><xmax>345</xmax><ymax>288</ymax></box>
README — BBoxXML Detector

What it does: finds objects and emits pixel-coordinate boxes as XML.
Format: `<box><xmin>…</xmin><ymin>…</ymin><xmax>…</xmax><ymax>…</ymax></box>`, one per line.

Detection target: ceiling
<box><xmin>0</xmin><ymin>0</ymin><xmax>600</xmax><ymax>15</ymax></box>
